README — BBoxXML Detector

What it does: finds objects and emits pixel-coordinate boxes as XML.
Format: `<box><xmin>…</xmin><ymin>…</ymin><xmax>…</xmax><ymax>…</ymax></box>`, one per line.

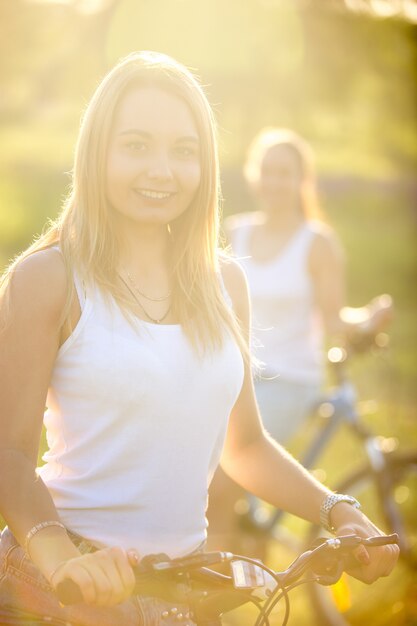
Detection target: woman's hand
<box><xmin>341</xmin><ymin>293</ymin><xmax>394</xmax><ymax>351</ymax></box>
<box><xmin>50</xmin><ymin>547</ymin><xmax>139</xmax><ymax>606</ymax></box>
<box><xmin>331</xmin><ymin>502</ymin><xmax>399</xmax><ymax>584</ymax></box>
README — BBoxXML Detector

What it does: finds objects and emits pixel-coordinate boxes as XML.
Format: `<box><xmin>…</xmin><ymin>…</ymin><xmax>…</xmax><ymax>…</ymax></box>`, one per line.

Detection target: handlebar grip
<box><xmin>312</xmin><ymin>533</ymin><xmax>399</xmax><ymax>582</ymax></box>
<box><xmin>56</xmin><ymin>579</ymin><xmax>84</xmax><ymax>605</ymax></box>
<box><xmin>365</xmin><ymin>533</ymin><xmax>398</xmax><ymax>546</ymax></box>
<box><xmin>338</xmin><ymin>533</ymin><xmax>399</xmax><ymax>570</ymax></box>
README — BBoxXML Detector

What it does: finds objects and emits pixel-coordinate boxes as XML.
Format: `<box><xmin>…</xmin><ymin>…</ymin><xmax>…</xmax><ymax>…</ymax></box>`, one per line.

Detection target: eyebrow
<box><xmin>118</xmin><ymin>129</ymin><xmax>199</xmax><ymax>143</ymax></box>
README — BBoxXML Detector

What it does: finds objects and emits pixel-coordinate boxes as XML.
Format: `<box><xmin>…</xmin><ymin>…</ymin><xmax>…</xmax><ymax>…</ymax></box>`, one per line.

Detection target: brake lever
<box><xmin>309</xmin><ymin>533</ymin><xmax>399</xmax><ymax>585</ymax></box>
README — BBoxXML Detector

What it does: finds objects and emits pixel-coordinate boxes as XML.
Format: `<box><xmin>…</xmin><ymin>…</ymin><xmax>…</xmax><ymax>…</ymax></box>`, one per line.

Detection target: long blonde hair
<box><xmin>244</xmin><ymin>127</ymin><xmax>323</xmax><ymax>221</ymax></box>
<box><xmin>1</xmin><ymin>51</ymin><xmax>247</xmax><ymax>357</ymax></box>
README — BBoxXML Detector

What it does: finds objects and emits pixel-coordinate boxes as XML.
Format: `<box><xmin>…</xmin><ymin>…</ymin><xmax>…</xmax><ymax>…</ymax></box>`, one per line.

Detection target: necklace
<box><xmin>126</xmin><ymin>271</ymin><xmax>172</xmax><ymax>302</ymax></box>
<box><xmin>119</xmin><ymin>274</ymin><xmax>171</xmax><ymax>324</ymax></box>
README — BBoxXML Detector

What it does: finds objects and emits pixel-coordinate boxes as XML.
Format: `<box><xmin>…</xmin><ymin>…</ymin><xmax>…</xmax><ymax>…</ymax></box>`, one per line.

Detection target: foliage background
<box><xmin>0</xmin><ymin>1</ymin><xmax>416</xmax><ymax>624</ymax></box>
<box><xmin>1</xmin><ymin>0</ymin><xmax>415</xmax><ymax>416</ymax></box>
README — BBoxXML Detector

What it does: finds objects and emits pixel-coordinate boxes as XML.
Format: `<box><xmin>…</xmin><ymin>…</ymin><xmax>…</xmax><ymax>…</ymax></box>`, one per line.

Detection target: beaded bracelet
<box><xmin>25</xmin><ymin>520</ymin><xmax>67</xmax><ymax>557</ymax></box>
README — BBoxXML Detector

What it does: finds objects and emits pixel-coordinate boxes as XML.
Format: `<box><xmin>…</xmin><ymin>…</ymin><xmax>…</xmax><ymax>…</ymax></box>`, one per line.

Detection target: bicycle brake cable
<box><xmin>253</xmin><ymin>578</ymin><xmax>289</xmax><ymax>626</ymax></box>
<box><xmin>256</xmin><ymin>576</ymin><xmax>320</xmax><ymax>626</ymax></box>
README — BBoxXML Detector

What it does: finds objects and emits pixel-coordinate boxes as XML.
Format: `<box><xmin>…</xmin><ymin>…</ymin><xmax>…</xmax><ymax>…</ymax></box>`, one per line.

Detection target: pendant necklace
<box><xmin>119</xmin><ymin>273</ymin><xmax>171</xmax><ymax>324</ymax></box>
<box><xmin>125</xmin><ymin>270</ymin><xmax>172</xmax><ymax>302</ymax></box>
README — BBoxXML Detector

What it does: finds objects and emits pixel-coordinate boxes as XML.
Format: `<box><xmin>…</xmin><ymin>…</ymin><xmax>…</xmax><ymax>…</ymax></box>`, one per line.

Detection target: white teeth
<box><xmin>136</xmin><ymin>189</ymin><xmax>172</xmax><ymax>199</ymax></box>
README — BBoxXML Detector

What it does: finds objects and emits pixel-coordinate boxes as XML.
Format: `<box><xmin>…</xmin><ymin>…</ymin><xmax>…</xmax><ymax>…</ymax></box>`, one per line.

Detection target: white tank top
<box><xmin>38</xmin><ymin>275</ymin><xmax>244</xmax><ymax>558</ymax></box>
<box><xmin>231</xmin><ymin>219</ymin><xmax>323</xmax><ymax>384</ymax></box>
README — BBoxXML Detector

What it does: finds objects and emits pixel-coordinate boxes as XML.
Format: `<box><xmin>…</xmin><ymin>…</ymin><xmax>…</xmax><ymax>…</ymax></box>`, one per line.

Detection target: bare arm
<box><xmin>0</xmin><ymin>250</ymin><xmax>135</xmax><ymax>605</ymax></box>
<box><xmin>0</xmin><ymin>250</ymin><xmax>75</xmax><ymax>549</ymax></box>
<box><xmin>219</xmin><ymin>259</ymin><xmax>328</xmax><ymax>523</ymax></box>
<box><xmin>309</xmin><ymin>227</ymin><xmax>393</xmax><ymax>345</ymax></box>
<box><xmin>219</xmin><ymin>259</ymin><xmax>399</xmax><ymax>583</ymax></box>
<box><xmin>309</xmin><ymin>226</ymin><xmax>346</xmax><ymax>338</ymax></box>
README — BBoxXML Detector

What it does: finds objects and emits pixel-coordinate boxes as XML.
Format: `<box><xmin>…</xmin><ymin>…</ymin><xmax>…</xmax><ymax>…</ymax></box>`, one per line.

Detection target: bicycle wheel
<box><xmin>307</xmin><ymin>450</ymin><xmax>417</xmax><ymax>626</ymax></box>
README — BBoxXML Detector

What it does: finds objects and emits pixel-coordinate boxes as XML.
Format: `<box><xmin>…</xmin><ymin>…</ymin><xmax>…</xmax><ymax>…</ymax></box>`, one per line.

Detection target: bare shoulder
<box><xmin>309</xmin><ymin>221</ymin><xmax>345</xmax><ymax>267</ymax></box>
<box><xmin>7</xmin><ymin>248</ymin><xmax>68</xmax><ymax>322</ymax></box>
<box><xmin>219</xmin><ymin>255</ymin><xmax>249</xmax><ymax>320</ymax></box>
<box><xmin>220</xmin><ymin>255</ymin><xmax>248</xmax><ymax>291</ymax></box>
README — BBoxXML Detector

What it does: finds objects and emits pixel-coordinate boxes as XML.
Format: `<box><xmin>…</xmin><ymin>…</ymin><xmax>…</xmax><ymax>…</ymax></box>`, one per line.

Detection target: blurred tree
<box><xmin>337</xmin><ymin>0</ymin><xmax>417</xmax><ymax>22</ymax></box>
<box><xmin>0</xmin><ymin>0</ymin><xmax>415</xmax><ymax>173</ymax></box>
<box><xmin>0</xmin><ymin>0</ymin><xmax>121</xmax><ymax>120</ymax></box>
<box><xmin>0</xmin><ymin>0</ymin><xmax>415</xmax><ymax>433</ymax></box>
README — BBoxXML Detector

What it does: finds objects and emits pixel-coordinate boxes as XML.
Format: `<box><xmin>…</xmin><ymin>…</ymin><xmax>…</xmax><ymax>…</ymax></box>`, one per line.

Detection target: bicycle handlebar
<box><xmin>278</xmin><ymin>533</ymin><xmax>398</xmax><ymax>587</ymax></box>
<box><xmin>55</xmin><ymin>534</ymin><xmax>399</xmax><ymax>613</ymax></box>
<box><xmin>329</xmin><ymin>329</ymin><xmax>390</xmax><ymax>365</ymax></box>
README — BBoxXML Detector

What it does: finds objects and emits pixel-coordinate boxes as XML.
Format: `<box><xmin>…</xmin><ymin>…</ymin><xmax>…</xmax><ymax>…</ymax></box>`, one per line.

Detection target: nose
<box><xmin>146</xmin><ymin>150</ymin><xmax>174</xmax><ymax>181</ymax></box>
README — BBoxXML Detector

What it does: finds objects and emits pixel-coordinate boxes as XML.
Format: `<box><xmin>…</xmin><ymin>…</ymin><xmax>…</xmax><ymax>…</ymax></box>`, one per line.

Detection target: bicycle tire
<box><xmin>307</xmin><ymin>450</ymin><xmax>417</xmax><ymax>626</ymax></box>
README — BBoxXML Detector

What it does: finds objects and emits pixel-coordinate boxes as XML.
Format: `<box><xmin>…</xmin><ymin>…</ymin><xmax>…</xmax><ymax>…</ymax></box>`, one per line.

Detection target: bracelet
<box><xmin>320</xmin><ymin>493</ymin><xmax>361</xmax><ymax>534</ymax></box>
<box><xmin>48</xmin><ymin>560</ymin><xmax>67</xmax><ymax>587</ymax></box>
<box><xmin>25</xmin><ymin>521</ymin><xmax>67</xmax><ymax>557</ymax></box>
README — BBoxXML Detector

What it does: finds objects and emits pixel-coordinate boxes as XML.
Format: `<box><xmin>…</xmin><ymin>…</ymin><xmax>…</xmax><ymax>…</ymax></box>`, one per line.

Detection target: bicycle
<box><xmin>235</xmin><ymin>333</ymin><xmax>417</xmax><ymax>626</ymax></box>
<box><xmin>55</xmin><ymin>533</ymin><xmax>399</xmax><ymax>626</ymax></box>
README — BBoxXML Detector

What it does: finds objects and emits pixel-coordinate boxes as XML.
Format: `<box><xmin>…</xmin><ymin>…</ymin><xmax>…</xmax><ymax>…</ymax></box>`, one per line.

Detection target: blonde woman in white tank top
<box><xmin>0</xmin><ymin>60</ymin><xmax>397</xmax><ymax>625</ymax></box>
<box><xmin>207</xmin><ymin>128</ymin><xmax>393</xmax><ymax>555</ymax></box>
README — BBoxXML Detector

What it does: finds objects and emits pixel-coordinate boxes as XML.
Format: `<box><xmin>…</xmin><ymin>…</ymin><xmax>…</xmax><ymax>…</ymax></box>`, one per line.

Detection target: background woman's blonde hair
<box><xmin>244</xmin><ymin>127</ymin><xmax>324</xmax><ymax>222</ymax></box>
<box><xmin>1</xmin><ymin>51</ymin><xmax>248</xmax><ymax>358</ymax></box>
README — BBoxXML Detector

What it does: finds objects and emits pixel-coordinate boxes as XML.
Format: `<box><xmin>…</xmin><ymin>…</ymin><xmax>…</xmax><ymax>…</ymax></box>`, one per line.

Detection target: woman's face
<box><xmin>256</xmin><ymin>144</ymin><xmax>303</xmax><ymax>214</ymax></box>
<box><xmin>106</xmin><ymin>85</ymin><xmax>201</xmax><ymax>228</ymax></box>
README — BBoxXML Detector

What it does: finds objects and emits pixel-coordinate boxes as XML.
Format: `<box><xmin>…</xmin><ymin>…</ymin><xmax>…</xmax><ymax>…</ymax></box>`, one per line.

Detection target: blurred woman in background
<box><xmin>207</xmin><ymin>127</ymin><xmax>392</xmax><ymax>551</ymax></box>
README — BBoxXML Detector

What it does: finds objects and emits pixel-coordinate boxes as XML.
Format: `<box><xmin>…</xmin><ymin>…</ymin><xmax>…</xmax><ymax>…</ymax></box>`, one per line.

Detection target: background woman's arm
<box><xmin>309</xmin><ymin>227</ymin><xmax>393</xmax><ymax>344</ymax></box>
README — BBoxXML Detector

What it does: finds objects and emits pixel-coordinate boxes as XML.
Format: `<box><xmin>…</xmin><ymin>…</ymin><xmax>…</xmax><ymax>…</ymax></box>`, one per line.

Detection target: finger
<box><xmin>364</xmin><ymin>544</ymin><xmax>399</xmax><ymax>581</ymax></box>
<box><xmin>111</xmin><ymin>547</ymin><xmax>137</xmax><ymax>599</ymax></box>
<box><xmin>353</xmin><ymin>544</ymin><xmax>370</xmax><ymax>566</ymax></box>
<box><xmin>105</xmin><ymin>547</ymin><xmax>136</xmax><ymax>602</ymax></box>
<box><xmin>127</xmin><ymin>548</ymin><xmax>140</xmax><ymax>568</ymax></box>
<box><xmin>379</xmin><ymin>544</ymin><xmax>400</xmax><ymax>577</ymax></box>
<box><xmin>93</xmin><ymin>550</ymin><xmax>124</xmax><ymax>606</ymax></box>
<box><xmin>53</xmin><ymin>561</ymin><xmax>97</xmax><ymax>605</ymax></box>
<box><xmin>350</xmin><ymin>546</ymin><xmax>393</xmax><ymax>584</ymax></box>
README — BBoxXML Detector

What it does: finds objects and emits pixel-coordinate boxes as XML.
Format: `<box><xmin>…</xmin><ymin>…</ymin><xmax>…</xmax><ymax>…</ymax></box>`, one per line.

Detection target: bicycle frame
<box><xmin>254</xmin><ymin>356</ymin><xmax>393</xmax><ymax>534</ymax></box>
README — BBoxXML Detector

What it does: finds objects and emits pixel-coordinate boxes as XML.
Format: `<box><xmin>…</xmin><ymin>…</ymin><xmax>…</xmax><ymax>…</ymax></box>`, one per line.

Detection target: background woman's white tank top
<box><xmin>231</xmin><ymin>218</ymin><xmax>324</xmax><ymax>384</ymax></box>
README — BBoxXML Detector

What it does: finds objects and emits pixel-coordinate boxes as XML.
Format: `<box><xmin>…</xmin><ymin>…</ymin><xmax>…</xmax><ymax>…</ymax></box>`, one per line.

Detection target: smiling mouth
<box><xmin>134</xmin><ymin>188</ymin><xmax>175</xmax><ymax>200</ymax></box>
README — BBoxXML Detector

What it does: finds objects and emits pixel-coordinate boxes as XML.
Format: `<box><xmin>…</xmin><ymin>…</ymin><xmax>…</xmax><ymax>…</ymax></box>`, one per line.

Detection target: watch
<box><xmin>320</xmin><ymin>493</ymin><xmax>361</xmax><ymax>534</ymax></box>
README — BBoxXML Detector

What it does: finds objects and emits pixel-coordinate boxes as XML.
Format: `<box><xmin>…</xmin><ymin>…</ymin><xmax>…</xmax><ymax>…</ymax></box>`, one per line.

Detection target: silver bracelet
<box><xmin>25</xmin><ymin>521</ymin><xmax>67</xmax><ymax>557</ymax></box>
<box><xmin>320</xmin><ymin>493</ymin><xmax>361</xmax><ymax>533</ymax></box>
<box><xmin>48</xmin><ymin>560</ymin><xmax>67</xmax><ymax>586</ymax></box>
